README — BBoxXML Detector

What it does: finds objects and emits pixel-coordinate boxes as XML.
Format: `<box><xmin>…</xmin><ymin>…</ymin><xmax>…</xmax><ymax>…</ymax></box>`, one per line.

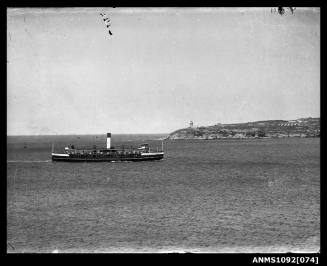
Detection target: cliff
<box><xmin>168</xmin><ymin>117</ymin><xmax>320</xmax><ymax>140</ymax></box>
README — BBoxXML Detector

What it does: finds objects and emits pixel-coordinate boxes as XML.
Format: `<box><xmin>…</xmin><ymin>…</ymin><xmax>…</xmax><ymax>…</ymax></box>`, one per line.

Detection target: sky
<box><xmin>7</xmin><ymin>7</ymin><xmax>320</xmax><ymax>135</ymax></box>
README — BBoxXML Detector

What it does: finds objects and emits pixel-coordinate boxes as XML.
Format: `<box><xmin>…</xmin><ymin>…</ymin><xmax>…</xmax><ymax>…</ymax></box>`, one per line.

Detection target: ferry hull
<box><xmin>51</xmin><ymin>153</ymin><xmax>164</xmax><ymax>162</ymax></box>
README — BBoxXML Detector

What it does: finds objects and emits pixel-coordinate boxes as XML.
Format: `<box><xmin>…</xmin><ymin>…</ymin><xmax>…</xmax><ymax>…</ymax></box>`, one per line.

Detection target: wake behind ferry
<box><xmin>51</xmin><ymin>133</ymin><xmax>164</xmax><ymax>162</ymax></box>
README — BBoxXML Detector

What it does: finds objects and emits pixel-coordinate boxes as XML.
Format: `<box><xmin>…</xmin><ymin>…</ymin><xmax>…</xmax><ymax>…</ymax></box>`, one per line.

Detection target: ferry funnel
<box><xmin>107</xmin><ymin>133</ymin><xmax>111</xmax><ymax>149</ymax></box>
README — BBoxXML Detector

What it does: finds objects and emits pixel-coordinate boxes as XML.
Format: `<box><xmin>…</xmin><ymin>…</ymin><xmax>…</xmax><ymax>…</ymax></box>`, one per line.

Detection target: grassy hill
<box><xmin>168</xmin><ymin>117</ymin><xmax>320</xmax><ymax>140</ymax></box>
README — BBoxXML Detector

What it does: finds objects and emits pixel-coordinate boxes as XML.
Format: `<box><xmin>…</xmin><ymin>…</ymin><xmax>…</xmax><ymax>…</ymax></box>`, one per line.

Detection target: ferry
<box><xmin>51</xmin><ymin>133</ymin><xmax>164</xmax><ymax>162</ymax></box>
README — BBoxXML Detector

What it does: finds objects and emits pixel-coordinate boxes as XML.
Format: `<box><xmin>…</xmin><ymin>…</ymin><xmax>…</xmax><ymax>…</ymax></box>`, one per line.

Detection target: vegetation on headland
<box><xmin>168</xmin><ymin>117</ymin><xmax>320</xmax><ymax>140</ymax></box>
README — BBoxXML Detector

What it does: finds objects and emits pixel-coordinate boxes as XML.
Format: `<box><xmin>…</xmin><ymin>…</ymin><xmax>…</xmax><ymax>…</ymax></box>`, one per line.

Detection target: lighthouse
<box><xmin>189</xmin><ymin>121</ymin><xmax>193</xmax><ymax>128</ymax></box>
<box><xmin>106</xmin><ymin>133</ymin><xmax>111</xmax><ymax>149</ymax></box>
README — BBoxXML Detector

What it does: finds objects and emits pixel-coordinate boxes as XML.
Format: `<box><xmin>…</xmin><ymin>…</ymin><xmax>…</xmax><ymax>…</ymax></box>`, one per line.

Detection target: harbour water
<box><xmin>7</xmin><ymin>135</ymin><xmax>320</xmax><ymax>253</ymax></box>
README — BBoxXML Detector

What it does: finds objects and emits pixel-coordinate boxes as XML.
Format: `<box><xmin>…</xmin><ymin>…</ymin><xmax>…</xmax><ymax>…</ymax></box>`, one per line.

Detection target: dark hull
<box><xmin>52</xmin><ymin>154</ymin><xmax>164</xmax><ymax>162</ymax></box>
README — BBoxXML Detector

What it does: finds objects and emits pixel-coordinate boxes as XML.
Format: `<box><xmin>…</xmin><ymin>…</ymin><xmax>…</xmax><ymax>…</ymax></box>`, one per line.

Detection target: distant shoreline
<box><xmin>166</xmin><ymin>136</ymin><xmax>320</xmax><ymax>140</ymax></box>
<box><xmin>168</xmin><ymin>117</ymin><xmax>320</xmax><ymax>140</ymax></box>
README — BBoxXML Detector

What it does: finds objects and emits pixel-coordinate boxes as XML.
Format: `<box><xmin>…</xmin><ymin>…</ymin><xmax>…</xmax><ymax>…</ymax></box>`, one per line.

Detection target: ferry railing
<box><xmin>64</xmin><ymin>141</ymin><xmax>164</xmax><ymax>154</ymax></box>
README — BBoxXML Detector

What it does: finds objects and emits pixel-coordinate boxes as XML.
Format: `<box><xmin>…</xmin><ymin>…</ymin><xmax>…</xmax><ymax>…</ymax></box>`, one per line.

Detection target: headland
<box><xmin>168</xmin><ymin>117</ymin><xmax>320</xmax><ymax>140</ymax></box>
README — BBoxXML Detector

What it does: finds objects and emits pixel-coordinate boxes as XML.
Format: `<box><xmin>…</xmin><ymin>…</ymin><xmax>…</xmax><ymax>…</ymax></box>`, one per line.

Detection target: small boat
<box><xmin>51</xmin><ymin>133</ymin><xmax>164</xmax><ymax>162</ymax></box>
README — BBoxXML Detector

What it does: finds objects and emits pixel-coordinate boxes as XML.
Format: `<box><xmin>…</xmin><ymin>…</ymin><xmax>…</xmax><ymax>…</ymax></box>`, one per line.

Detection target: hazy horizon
<box><xmin>7</xmin><ymin>7</ymin><xmax>320</xmax><ymax>135</ymax></box>
<box><xmin>6</xmin><ymin>115</ymin><xmax>320</xmax><ymax>136</ymax></box>
<box><xmin>7</xmin><ymin>132</ymin><xmax>169</xmax><ymax>136</ymax></box>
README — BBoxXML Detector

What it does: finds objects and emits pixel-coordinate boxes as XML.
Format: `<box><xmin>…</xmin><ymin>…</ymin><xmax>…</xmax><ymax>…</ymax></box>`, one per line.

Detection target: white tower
<box><xmin>189</xmin><ymin>121</ymin><xmax>193</xmax><ymax>128</ymax></box>
<box><xmin>106</xmin><ymin>133</ymin><xmax>111</xmax><ymax>149</ymax></box>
